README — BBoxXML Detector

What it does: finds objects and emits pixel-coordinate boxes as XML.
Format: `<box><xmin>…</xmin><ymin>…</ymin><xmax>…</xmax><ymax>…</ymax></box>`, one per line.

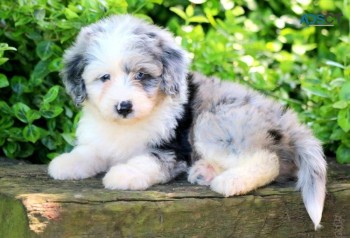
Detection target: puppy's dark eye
<box><xmin>135</xmin><ymin>72</ymin><xmax>147</xmax><ymax>80</ymax></box>
<box><xmin>100</xmin><ymin>74</ymin><xmax>110</xmax><ymax>82</ymax></box>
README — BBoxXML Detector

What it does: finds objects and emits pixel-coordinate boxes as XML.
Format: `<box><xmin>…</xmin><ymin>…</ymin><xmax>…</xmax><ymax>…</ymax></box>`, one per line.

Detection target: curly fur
<box><xmin>48</xmin><ymin>15</ymin><xmax>327</xmax><ymax>230</ymax></box>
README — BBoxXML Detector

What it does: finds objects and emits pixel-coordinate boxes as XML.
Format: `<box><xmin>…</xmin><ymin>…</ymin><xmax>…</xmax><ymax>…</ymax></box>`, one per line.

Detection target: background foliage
<box><xmin>0</xmin><ymin>0</ymin><xmax>349</xmax><ymax>164</ymax></box>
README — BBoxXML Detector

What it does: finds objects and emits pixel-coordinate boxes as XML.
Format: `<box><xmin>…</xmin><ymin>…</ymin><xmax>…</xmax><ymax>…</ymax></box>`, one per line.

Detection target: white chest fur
<box><xmin>75</xmin><ymin>99</ymin><xmax>183</xmax><ymax>164</ymax></box>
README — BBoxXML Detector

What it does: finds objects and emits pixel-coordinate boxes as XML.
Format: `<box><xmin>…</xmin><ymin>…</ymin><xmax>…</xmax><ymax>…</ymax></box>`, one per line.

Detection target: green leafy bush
<box><xmin>0</xmin><ymin>0</ymin><xmax>128</xmax><ymax>163</ymax></box>
<box><xmin>0</xmin><ymin>0</ymin><xmax>349</xmax><ymax>163</ymax></box>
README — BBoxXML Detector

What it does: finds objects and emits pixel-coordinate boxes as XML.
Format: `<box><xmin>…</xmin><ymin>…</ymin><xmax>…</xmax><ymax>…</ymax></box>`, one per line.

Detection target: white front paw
<box><xmin>48</xmin><ymin>153</ymin><xmax>91</xmax><ymax>180</ymax></box>
<box><xmin>103</xmin><ymin>164</ymin><xmax>152</xmax><ymax>190</ymax></box>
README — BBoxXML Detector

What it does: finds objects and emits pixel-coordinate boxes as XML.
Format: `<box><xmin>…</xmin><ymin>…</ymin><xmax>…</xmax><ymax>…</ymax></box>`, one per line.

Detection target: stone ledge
<box><xmin>0</xmin><ymin>158</ymin><xmax>349</xmax><ymax>237</ymax></box>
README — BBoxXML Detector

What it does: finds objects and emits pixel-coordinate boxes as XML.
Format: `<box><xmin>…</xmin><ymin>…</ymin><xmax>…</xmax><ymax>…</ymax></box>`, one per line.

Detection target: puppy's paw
<box><xmin>103</xmin><ymin>164</ymin><xmax>152</xmax><ymax>190</ymax></box>
<box><xmin>48</xmin><ymin>153</ymin><xmax>94</xmax><ymax>180</ymax></box>
<box><xmin>188</xmin><ymin>160</ymin><xmax>221</xmax><ymax>186</ymax></box>
<box><xmin>210</xmin><ymin>173</ymin><xmax>246</xmax><ymax>197</ymax></box>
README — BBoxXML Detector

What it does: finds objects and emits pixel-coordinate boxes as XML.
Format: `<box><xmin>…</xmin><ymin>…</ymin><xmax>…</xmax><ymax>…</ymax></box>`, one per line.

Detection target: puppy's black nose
<box><xmin>116</xmin><ymin>101</ymin><xmax>133</xmax><ymax>117</ymax></box>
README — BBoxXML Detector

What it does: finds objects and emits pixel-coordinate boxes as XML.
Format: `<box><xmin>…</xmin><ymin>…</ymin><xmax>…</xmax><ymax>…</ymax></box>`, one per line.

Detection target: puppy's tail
<box><xmin>294</xmin><ymin>129</ymin><xmax>327</xmax><ymax>230</ymax></box>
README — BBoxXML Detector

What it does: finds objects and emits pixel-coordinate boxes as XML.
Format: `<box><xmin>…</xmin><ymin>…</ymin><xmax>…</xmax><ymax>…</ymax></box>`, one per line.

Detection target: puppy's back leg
<box><xmin>188</xmin><ymin>110</ymin><xmax>279</xmax><ymax>194</ymax></box>
<box><xmin>210</xmin><ymin>150</ymin><xmax>279</xmax><ymax>196</ymax></box>
<box><xmin>188</xmin><ymin>149</ymin><xmax>280</xmax><ymax>196</ymax></box>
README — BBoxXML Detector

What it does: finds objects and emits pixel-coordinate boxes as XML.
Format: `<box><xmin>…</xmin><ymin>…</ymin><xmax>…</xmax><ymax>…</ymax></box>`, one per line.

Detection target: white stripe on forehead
<box><xmin>83</xmin><ymin>16</ymin><xmax>162</xmax><ymax>73</ymax></box>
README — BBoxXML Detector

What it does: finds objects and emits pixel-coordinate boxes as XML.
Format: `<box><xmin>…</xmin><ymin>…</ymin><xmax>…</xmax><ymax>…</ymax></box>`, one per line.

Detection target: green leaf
<box><xmin>0</xmin><ymin>43</ymin><xmax>16</xmax><ymax>52</ymax></box>
<box><xmin>0</xmin><ymin>137</ymin><xmax>5</xmax><ymax>146</ymax></box>
<box><xmin>302</xmin><ymin>85</ymin><xmax>329</xmax><ymax>98</ymax></box>
<box><xmin>41</xmin><ymin>136</ymin><xmax>57</xmax><ymax>150</ymax></box>
<box><xmin>27</xmin><ymin>111</ymin><xmax>41</xmax><ymax>124</ymax></box>
<box><xmin>185</xmin><ymin>5</ymin><xmax>194</xmax><ymax>17</ymax></box>
<box><xmin>149</xmin><ymin>0</ymin><xmax>163</xmax><ymax>4</ymax></box>
<box><xmin>330</xmin><ymin>78</ymin><xmax>346</xmax><ymax>88</ymax></box>
<box><xmin>3</xmin><ymin>142</ymin><xmax>18</xmax><ymax>158</ymax></box>
<box><xmin>189</xmin><ymin>0</ymin><xmax>206</xmax><ymax>3</ymax></box>
<box><xmin>40</xmin><ymin>106</ymin><xmax>64</xmax><ymax>118</ymax></box>
<box><xmin>12</xmin><ymin>103</ymin><xmax>40</xmax><ymax>123</ymax></box>
<box><xmin>250</xmin><ymin>72</ymin><xmax>266</xmax><ymax>89</ymax></box>
<box><xmin>266</xmin><ymin>41</ymin><xmax>282</xmax><ymax>52</ymax></box>
<box><xmin>292</xmin><ymin>44</ymin><xmax>317</xmax><ymax>55</ymax></box>
<box><xmin>6</xmin><ymin>127</ymin><xmax>26</xmax><ymax>141</ymax></box>
<box><xmin>47</xmin><ymin>152</ymin><xmax>60</xmax><ymax>160</ymax></box>
<box><xmin>61</xmin><ymin>133</ymin><xmax>76</xmax><ymax>146</ymax></box>
<box><xmin>325</xmin><ymin>60</ymin><xmax>345</xmax><ymax>69</ymax></box>
<box><xmin>36</xmin><ymin>41</ymin><xmax>53</xmax><ymax>60</ymax></box>
<box><xmin>0</xmin><ymin>74</ymin><xmax>9</xmax><ymax>88</ymax></box>
<box><xmin>12</xmin><ymin>102</ymin><xmax>30</xmax><ymax>123</ymax></box>
<box><xmin>26</xmin><ymin>30</ymin><xmax>42</xmax><ymax>41</ymax></box>
<box><xmin>47</xmin><ymin>118</ymin><xmax>56</xmax><ymax>131</ymax></box>
<box><xmin>23</xmin><ymin>124</ymin><xmax>42</xmax><ymax>143</ymax></box>
<box><xmin>64</xmin><ymin>8</ymin><xmax>79</xmax><ymax>19</ymax></box>
<box><xmin>333</xmin><ymin>100</ymin><xmax>348</xmax><ymax>109</ymax></box>
<box><xmin>64</xmin><ymin>105</ymin><xmax>74</xmax><ymax>118</ymax></box>
<box><xmin>17</xmin><ymin>143</ymin><xmax>35</xmax><ymax>158</ymax></box>
<box><xmin>0</xmin><ymin>116</ymin><xmax>14</xmax><ymax>130</ymax></box>
<box><xmin>11</xmin><ymin>76</ymin><xmax>28</xmax><ymax>94</ymax></box>
<box><xmin>170</xmin><ymin>7</ymin><xmax>187</xmax><ymax>20</ymax></box>
<box><xmin>339</xmin><ymin>82</ymin><xmax>350</xmax><ymax>101</ymax></box>
<box><xmin>43</xmin><ymin>85</ymin><xmax>60</xmax><ymax>104</ymax></box>
<box><xmin>34</xmin><ymin>9</ymin><xmax>46</xmax><ymax>21</ymax></box>
<box><xmin>232</xmin><ymin>6</ymin><xmax>245</xmax><ymax>16</ymax></box>
<box><xmin>330</xmin><ymin>128</ymin><xmax>345</xmax><ymax>141</ymax></box>
<box><xmin>30</xmin><ymin>60</ymin><xmax>49</xmax><ymax>86</ymax></box>
<box><xmin>336</xmin><ymin>145</ymin><xmax>350</xmax><ymax>164</ymax></box>
<box><xmin>0</xmin><ymin>58</ymin><xmax>9</xmax><ymax>65</ymax></box>
<box><xmin>319</xmin><ymin>0</ymin><xmax>336</xmax><ymax>10</ymax></box>
<box><xmin>0</xmin><ymin>101</ymin><xmax>12</xmax><ymax>114</ymax></box>
<box><xmin>15</xmin><ymin>17</ymin><xmax>31</xmax><ymax>26</ymax></box>
<box><xmin>188</xmin><ymin>16</ymin><xmax>209</xmax><ymax>23</ymax></box>
<box><xmin>338</xmin><ymin>108</ymin><xmax>350</xmax><ymax>132</ymax></box>
<box><xmin>48</xmin><ymin>58</ymin><xmax>63</xmax><ymax>72</ymax></box>
<box><xmin>73</xmin><ymin>111</ymin><xmax>82</xmax><ymax>128</ymax></box>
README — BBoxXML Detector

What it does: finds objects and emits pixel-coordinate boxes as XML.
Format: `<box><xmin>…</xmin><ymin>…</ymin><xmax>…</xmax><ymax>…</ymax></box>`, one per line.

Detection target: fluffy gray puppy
<box><xmin>48</xmin><ymin>15</ymin><xmax>327</xmax><ymax>230</ymax></box>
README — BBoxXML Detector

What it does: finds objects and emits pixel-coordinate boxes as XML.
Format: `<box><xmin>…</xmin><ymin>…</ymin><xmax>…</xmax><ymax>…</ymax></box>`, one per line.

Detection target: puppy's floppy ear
<box><xmin>61</xmin><ymin>27</ymin><xmax>92</xmax><ymax>106</ymax></box>
<box><xmin>61</xmin><ymin>53</ymin><xmax>88</xmax><ymax>106</ymax></box>
<box><xmin>159</xmin><ymin>35</ymin><xmax>189</xmax><ymax>96</ymax></box>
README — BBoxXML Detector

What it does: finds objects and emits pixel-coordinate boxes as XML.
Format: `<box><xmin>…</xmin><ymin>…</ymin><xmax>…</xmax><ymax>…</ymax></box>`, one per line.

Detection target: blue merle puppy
<box><xmin>48</xmin><ymin>15</ymin><xmax>327</xmax><ymax>230</ymax></box>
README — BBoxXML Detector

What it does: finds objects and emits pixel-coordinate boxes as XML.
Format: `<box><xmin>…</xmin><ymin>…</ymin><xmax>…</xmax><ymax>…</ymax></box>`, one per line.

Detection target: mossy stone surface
<box><xmin>0</xmin><ymin>158</ymin><xmax>349</xmax><ymax>237</ymax></box>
